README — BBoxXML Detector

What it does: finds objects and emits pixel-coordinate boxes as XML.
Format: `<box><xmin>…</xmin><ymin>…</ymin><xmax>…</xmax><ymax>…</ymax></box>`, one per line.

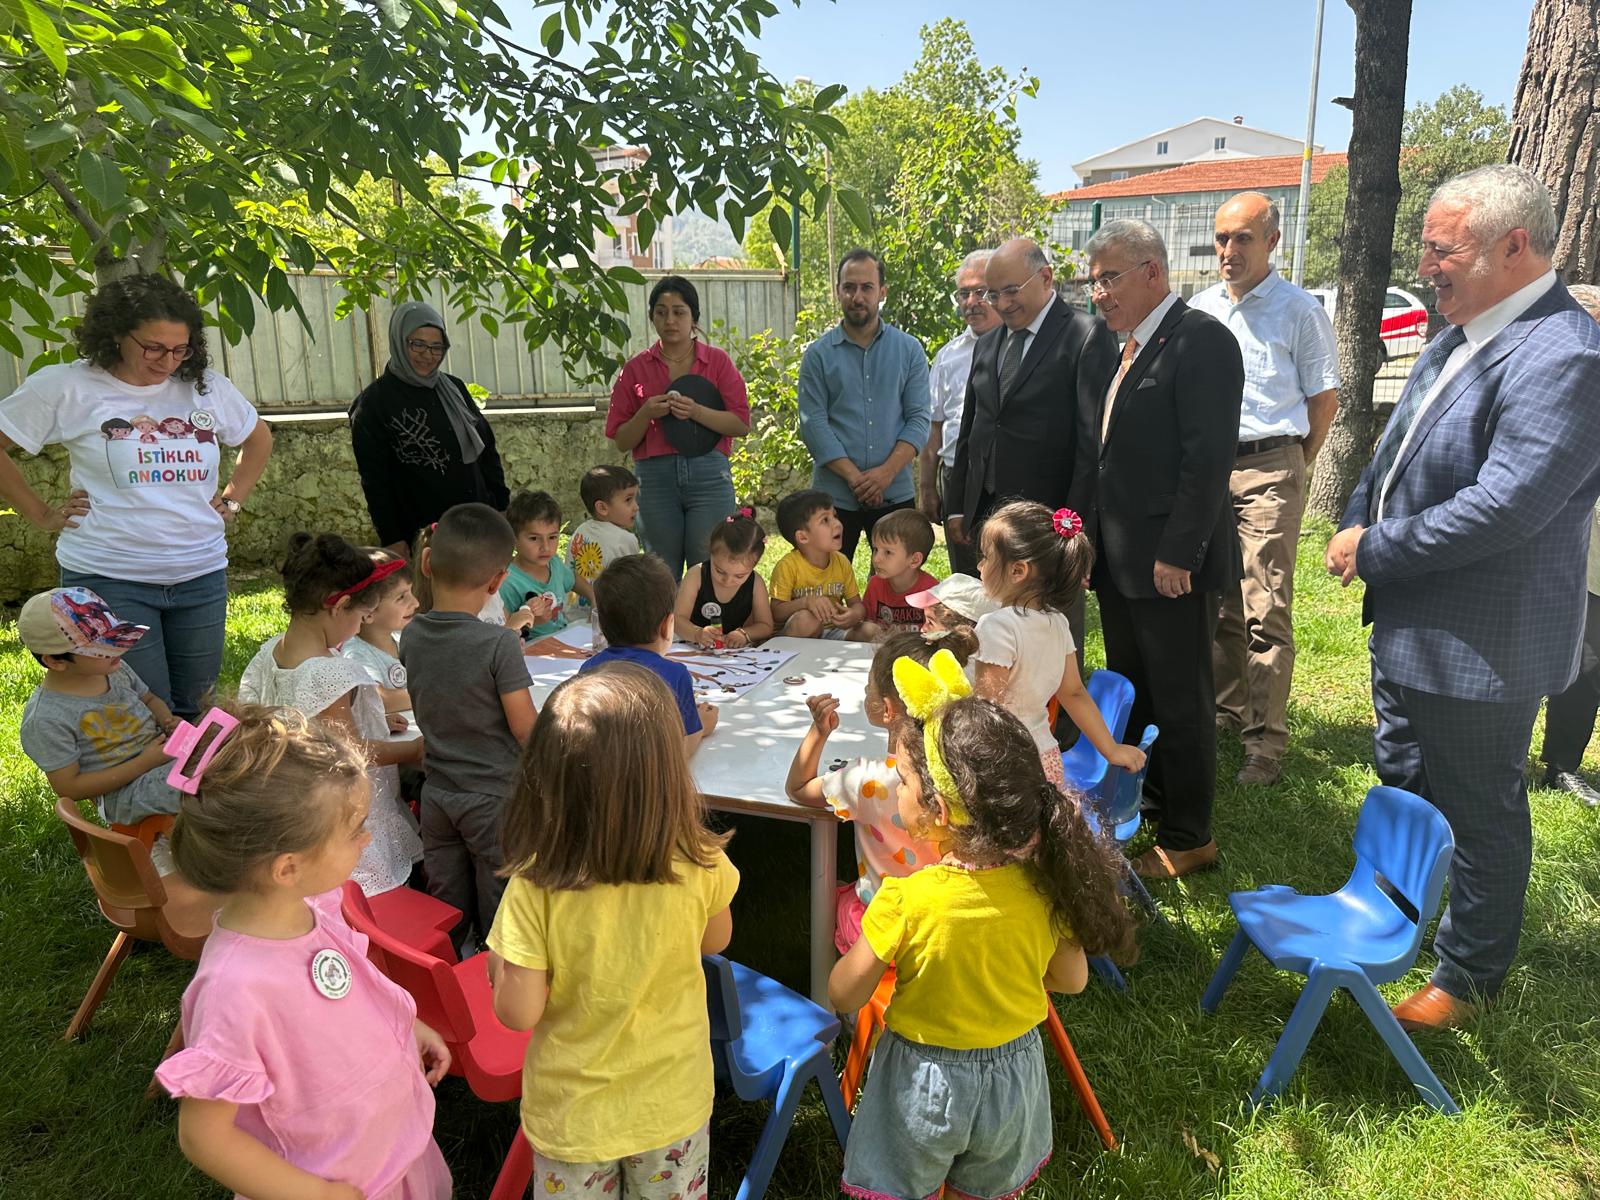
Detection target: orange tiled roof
<box><xmin>1048</xmin><ymin>152</ymin><xmax>1349</xmax><ymax>203</ymax></box>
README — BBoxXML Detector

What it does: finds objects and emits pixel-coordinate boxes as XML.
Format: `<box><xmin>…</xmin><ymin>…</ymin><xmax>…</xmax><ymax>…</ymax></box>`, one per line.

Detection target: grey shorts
<box><xmin>842</xmin><ymin>1028</ymin><xmax>1051</xmax><ymax>1200</ymax></box>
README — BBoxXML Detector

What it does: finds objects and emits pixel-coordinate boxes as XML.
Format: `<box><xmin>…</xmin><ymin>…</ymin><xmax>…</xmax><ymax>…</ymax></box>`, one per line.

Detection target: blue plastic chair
<box><xmin>1078</xmin><ymin>724</ymin><xmax>1161</xmax><ymax>992</ymax></box>
<box><xmin>1060</xmin><ymin>670</ymin><xmax>1135</xmax><ymax>804</ymax></box>
<box><xmin>703</xmin><ymin>955</ymin><xmax>851</xmax><ymax>1200</ymax></box>
<box><xmin>1200</xmin><ymin>785</ymin><xmax>1459</xmax><ymax>1113</ymax></box>
<box><xmin>1080</xmin><ymin>724</ymin><xmax>1163</xmax><ymax>921</ymax></box>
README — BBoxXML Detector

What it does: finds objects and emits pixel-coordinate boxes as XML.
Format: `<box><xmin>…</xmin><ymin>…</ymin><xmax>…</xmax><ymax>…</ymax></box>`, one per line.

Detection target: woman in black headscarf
<box><xmin>350</xmin><ymin>301</ymin><xmax>509</xmax><ymax>551</ymax></box>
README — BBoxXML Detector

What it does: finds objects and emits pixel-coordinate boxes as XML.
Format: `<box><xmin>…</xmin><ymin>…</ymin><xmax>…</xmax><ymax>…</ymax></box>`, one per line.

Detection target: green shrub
<box><xmin>714</xmin><ymin>308</ymin><xmax>832</xmax><ymax>504</ymax></box>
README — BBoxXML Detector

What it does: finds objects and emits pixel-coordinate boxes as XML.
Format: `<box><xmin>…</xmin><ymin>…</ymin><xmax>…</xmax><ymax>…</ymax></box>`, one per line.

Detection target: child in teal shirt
<box><xmin>500</xmin><ymin>490</ymin><xmax>575</xmax><ymax>639</ymax></box>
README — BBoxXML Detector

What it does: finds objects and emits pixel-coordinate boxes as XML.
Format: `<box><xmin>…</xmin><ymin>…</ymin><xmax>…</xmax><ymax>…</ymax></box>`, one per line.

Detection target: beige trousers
<box><xmin>1214</xmin><ymin>442</ymin><xmax>1306</xmax><ymax>761</ymax></box>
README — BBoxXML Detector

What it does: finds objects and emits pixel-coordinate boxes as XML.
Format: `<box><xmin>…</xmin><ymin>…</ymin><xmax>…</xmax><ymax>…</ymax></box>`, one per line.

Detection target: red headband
<box><xmin>325</xmin><ymin>557</ymin><xmax>409</xmax><ymax>607</ymax></box>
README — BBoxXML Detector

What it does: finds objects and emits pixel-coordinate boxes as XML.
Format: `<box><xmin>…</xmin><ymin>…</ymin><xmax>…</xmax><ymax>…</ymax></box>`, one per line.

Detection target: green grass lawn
<box><xmin>4</xmin><ymin>523</ymin><xmax>1599</xmax><ymax>1198</ymax></box>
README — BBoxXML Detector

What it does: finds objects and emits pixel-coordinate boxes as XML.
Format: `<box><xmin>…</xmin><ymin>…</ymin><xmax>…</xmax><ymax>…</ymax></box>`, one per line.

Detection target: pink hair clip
<box><xmin>1052</xmin><ymin>508</ymin><xmax>1083</xmax><ymax>540</ymax></box>
<box><xmin>165</xmin><ymin>707</ymin><xmax>241</xmax><ymax>794</ymax></box>
<box><xmin>727</xmin><ymin>505</ymin><xmax>755</xmax><ymax>523</ymax></box>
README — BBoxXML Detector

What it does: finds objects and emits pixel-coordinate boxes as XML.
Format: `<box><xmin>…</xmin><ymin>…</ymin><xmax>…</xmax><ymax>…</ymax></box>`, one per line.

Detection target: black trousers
<box><xmin>1096</xmin><ymin>581</ymin><xmax>1220</xmax><ymax>851</ymax></box>
<box><xmin>1543</xmin><ymin>591</ymin><xmax>1600</xmax><ymax>774</ymax></box>
<box><xmin>838</xmin><ymin>499</ymin><xmax>915</xmax><ymax>564</ymax></box>
<box><xmin>943</xmin><ymin>469</ymin><xmax>979</xmax><ymax>576</ymax></box>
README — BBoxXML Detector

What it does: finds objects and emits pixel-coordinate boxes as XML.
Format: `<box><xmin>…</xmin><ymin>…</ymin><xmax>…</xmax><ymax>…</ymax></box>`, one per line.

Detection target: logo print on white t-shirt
<box><xmin>101</xmin><ymin>411</ymin><xmax>216</xmax><ymax>489</ymax></box>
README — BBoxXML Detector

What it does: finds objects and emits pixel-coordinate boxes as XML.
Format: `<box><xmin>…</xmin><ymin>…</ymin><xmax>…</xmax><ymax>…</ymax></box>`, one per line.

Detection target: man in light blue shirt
<box><xmin>797</xmin><ymin>248</ymin><xmax>931</xmax><ymax>562</ymax></box>
<box><xmin>1191</xmin><ymin>192</ymin><xmax>1340</xmax><ymax>787</ymax></box>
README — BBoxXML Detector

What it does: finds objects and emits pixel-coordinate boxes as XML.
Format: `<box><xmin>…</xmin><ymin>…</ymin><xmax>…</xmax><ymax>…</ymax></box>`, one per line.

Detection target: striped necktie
<box><xmin>1367</xmin><ymin>323</ymin><xmax>1467</xmax><ymax>521</ymax></box>
<box><xmin>1101</xmin><ymin>336</ymin><xmax>1139</xmax><ymax>441</ymax></box>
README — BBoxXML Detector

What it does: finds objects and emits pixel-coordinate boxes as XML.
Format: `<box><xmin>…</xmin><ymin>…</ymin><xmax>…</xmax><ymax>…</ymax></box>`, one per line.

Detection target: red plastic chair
<box><xmin>839</xmin><ymin>971</ymin><xmax>1118</xmax><ymax>1151</ymax></box>
<box><xmin>340</xmin><ymin>883</ymin><xmax>529</xmax><ymax>1102</ymax></box>
<box><xmin>342</xmin><ymin>880</ymin><xmax>462</xmax><ymax>964</ymax></box>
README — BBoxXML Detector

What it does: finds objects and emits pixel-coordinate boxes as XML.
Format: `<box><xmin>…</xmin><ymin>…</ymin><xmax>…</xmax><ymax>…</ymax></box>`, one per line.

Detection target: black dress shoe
<box><xmin>1547</xmin><ymin>770</ymin><xmax>1600</xmax><ymax>808</ymax></box>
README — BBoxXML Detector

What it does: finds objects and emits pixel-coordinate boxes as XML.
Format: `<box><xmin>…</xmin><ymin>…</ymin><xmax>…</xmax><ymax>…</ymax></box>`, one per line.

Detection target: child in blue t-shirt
<box><xmin>499</xmin><ymin>490</ymin><xmax>575</xmax><ymax>639</ymax></box>
<box><xmin>581</xmin><ymin>554</ymin><xmax>718</xmax><ymax>757</ymax></box>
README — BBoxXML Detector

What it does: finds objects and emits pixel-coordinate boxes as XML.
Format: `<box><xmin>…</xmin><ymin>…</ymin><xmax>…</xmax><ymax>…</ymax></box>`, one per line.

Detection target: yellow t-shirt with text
<box><xmin>862</xmin><ymin>861</ymin><xmax>1064</xmax><ymax>1050</ymax></box>
<box><xmin>768</xmin><ymin>548</ymin><xmax>860</xmax><ymax>605</ymax></box>
<box><xmin>487</xmin><ymin>851</ymin><xmax>739</xmax><ymax>1161</ymax></box>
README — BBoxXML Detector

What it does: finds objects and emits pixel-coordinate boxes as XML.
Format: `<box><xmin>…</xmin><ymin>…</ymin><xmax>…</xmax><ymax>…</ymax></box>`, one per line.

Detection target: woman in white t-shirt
<box><xmin>0</xmin><ymin>275</ymin><xmax>273</xmax><ymax>716</ymax></box>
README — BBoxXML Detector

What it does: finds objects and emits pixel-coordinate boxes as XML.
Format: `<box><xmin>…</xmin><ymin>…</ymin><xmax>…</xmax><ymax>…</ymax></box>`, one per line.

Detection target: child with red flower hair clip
<box><xmin>784</xmin><ymin>628</ymin><xmax>977</xmax><ymax>952</ymax></box>
<box><xmin>971</xmin><ymin>500</ymin><xmax>1145</xmax><ymax>791</ymax></box>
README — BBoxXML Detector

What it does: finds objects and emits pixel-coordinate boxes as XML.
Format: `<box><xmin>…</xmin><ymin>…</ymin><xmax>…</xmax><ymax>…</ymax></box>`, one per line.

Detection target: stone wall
<box><xmin>0</xmin><ymin>407</ymin><xmax>631</xmax><ymax>602</ymax></box>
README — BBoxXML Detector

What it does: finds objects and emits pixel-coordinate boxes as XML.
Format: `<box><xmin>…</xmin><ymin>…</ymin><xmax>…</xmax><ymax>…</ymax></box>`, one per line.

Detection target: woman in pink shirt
<box><xmin>607</xmin><ymin>276</ymin><xmax>751</xmax><ymax>579</ymax></box>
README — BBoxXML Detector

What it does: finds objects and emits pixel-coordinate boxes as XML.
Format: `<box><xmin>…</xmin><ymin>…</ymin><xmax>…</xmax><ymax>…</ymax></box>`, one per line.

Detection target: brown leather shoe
<box><xmin>1132</xmin><ymin>840</ymin><xmax>1218</xmax><ymax>879</ymax></box>
<box><xmin>1392</xmin><ymin>984</ymin><xmax>1479</xmax><ymax>1033</ymax></box>
<box><xmin>1237</xmin><ymin>754</ymin><xmax>1282</xmax><ymax>787</ymax></box>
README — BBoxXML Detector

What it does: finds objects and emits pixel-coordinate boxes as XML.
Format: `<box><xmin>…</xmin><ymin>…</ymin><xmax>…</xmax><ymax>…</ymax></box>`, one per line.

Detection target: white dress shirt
<box><xmin>1377</xmin><ymin>269</ymin><xmax>1557</xmax><ymax>519</ymax></box>
<box><xmin>928</xmin><ymin>326</ymin><xmax>978</xmax><ymax>469</ymax></box>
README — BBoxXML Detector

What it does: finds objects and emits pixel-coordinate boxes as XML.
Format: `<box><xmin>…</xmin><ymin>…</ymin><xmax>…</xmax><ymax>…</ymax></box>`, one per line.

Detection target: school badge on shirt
<box><xmin>311</xmin><ymin>948</ymin><xmax>352</xmax><ymax>1000</ymax></box>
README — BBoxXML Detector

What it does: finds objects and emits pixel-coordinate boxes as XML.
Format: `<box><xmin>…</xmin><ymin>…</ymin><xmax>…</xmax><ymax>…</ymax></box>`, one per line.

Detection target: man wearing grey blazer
<box><xmin>1327</xmin><ymin>165</ymin><xmax>1600</xmax><ymax>1031</ymax></box>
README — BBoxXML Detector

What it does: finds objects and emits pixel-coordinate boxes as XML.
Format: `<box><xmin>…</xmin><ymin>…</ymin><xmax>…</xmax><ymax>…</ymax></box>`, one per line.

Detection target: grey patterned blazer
<box><xmin>1341</xmin><ymin>280</ymin><xmax>1600</xmax><ymax>704</ymax></box>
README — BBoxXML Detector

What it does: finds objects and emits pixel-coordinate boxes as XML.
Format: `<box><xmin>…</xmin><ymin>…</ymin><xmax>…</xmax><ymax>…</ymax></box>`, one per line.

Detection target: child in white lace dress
<box><xmin>240</xmin><ymin>532</ymin><xmax>425</xmax><ymax>896</ymax></box>
<box><xmin>785</xmin><ymin>627</ymin><xmax>978</xmax><ymax>952</ymax></box>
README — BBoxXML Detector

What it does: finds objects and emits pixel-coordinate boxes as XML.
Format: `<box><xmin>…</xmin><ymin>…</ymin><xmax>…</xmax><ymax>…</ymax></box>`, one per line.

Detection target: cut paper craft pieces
<box><xmin>664</xmin><ymin>643</ymin><xmax>797</xmax><ymax>701</ymax></box>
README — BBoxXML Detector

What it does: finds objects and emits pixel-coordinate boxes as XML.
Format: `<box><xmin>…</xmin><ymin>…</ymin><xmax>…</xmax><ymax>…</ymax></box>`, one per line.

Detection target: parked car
<box><xmin>1306</xmin><ymin>286</ymin><xmax>1430</xmax><ymax>358</ymax></box>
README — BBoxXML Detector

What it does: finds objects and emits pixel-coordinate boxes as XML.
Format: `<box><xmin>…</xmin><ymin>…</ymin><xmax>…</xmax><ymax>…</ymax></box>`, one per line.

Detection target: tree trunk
<box><xmin>1509</xmin><ymin>0</ymin><xmax>1600</xmax><ymax>282</ymax></box>
<box><xmin>1307</xmin><ymin>0</ymin><xmax>1414</xmax><ymax>523</ymax></box>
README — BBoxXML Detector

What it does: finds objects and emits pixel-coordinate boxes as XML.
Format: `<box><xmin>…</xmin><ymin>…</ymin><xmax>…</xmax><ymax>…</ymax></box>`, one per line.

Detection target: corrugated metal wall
<box><xmin>1</xmin><ymin>269</ymin><xmax>795</xmax><ymax>413</ymax></box>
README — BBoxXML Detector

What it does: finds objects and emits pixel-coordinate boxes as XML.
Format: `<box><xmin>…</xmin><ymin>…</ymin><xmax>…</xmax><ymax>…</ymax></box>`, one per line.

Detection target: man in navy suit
<box><xmin>1327</xmin><ymin>165</ymin><xmax>1600</xmax><ymax>1031</ymax></box>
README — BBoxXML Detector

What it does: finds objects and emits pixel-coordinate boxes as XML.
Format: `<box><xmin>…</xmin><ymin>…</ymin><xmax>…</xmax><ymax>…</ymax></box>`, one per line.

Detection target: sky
<box><xmin>741</xmin><ymin>0</ymin><xmax>1535</xmax><ymax>191</ymax></box>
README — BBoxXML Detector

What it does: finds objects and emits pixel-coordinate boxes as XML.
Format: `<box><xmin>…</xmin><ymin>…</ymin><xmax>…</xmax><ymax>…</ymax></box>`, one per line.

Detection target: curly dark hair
<box><xmin>892</xmin><ymin>695</ymin><xmax>1141</xmax><ymax>964</ymax></box>
<box><xmin>75</xmin><ymin>274</ymin><xmax>211</xmax><ymax>392</ymax></box>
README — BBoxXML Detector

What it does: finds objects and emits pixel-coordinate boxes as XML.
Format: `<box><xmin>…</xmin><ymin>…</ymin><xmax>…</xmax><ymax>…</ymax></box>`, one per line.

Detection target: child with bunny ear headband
<box><xmin>828</xmin><ymin>654</ymin><xmax>1139</xmax><ymax>1200</ymax></box>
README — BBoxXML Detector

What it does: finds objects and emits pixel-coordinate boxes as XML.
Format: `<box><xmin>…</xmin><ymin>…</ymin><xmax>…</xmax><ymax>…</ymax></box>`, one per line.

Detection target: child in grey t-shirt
<box><xmin>15</xmin><ymin>587</ymin><xmax>182</xmax><ymax>831</ymax></box>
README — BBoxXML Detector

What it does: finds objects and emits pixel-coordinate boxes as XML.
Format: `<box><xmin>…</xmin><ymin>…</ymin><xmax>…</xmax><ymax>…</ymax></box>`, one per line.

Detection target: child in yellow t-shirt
<box><xmin>487</xmin><ymin>662</ymin><xmax>738</xmax><ymax>1194</ymax></box>
<box><xmin>768</xmin><ymin>489</ymin><xmax>866</xmax><ymax>640</ymax></box>
<box><xmin>827</xmin><ymin>653</ymin><xmax>1138</xmax><ymax>1200</ymax></box>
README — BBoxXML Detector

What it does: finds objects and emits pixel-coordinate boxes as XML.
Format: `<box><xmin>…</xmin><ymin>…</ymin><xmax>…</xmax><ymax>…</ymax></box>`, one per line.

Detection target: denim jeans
<box><xmin>634</xmin><ymin>452</ymin><xmax>736</xmax><ymax>580</ymax></box>
<box><xmin>59</xmin><ymin>567</ymin><xmax>229</xmax><ymax>718</ymax></box>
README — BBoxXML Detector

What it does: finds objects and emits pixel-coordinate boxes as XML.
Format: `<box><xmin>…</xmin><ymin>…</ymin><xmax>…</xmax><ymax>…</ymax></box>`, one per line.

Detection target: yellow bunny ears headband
<box><xmin>891</xmin><ymin>648</ymin><xmax>974</xmax><ymax>825</ymax></box>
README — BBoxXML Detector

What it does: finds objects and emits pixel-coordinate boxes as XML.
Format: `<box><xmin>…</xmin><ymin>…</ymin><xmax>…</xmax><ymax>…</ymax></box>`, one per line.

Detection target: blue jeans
<box><xmin>59</xmin><ymin>568</ymin><xmax>229</xmax><ymax>718</ymax></box>
<box><xmin>634</xmin><ymin>453</ymin><xmax>736</xmax><ymax>580</ymax></box>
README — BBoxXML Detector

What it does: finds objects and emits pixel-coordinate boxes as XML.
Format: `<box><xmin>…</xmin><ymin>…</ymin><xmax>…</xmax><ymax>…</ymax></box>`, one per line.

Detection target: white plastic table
<box><xmin>525</xmin><ymin>636</ymin><xmax>878</xmax><ymax>1006</ymax></box>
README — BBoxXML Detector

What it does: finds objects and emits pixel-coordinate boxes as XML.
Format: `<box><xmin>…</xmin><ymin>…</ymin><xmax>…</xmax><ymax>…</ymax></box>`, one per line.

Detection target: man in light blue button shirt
<box><xmin>797</xmin><ymin>248</ymin><xmax>931</xmax><ymax>562</ymax></box>
<box><xmin>1191</xmin><ymin>192</ymin><xmax>1339</xmax><ymax>787</ymax></box>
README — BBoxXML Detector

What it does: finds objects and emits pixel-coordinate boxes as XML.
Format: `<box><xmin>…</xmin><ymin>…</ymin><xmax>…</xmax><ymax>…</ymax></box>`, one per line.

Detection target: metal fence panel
<box><xmin>2</xmin><ymin>267</ymin><xmax>794</xmax><ymax>413</ymax></box>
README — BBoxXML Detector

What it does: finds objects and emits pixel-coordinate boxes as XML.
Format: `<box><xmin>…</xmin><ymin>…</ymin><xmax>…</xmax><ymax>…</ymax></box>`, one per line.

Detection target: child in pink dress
<box><xmin>155</xmin><ymin>704</ymin><xmax>452</xmax><ymax>1200</ymax></box>
<box><xmin>784</xmin><ymin>627</ymin><xmax>979</xmax><ymax>952</ymax></box>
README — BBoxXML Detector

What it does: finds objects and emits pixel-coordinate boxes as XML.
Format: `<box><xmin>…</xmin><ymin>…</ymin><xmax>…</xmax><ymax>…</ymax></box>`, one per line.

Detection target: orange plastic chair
<box><xmin>55</xmin><ymin>799</ymin><xmax>209</xmax><ymax>1040</ymax></box>
<box><xmin>342</xmin><ymin>880</ymin><xmax>462</xmax><ymax>964</ymax></box>
<box><xmin>340</xmin><ymin>882</ymin><xmax>530</xmax><ymax>1102</ymax></box>
<box><xmin>108</xmin><ymin>812</ymin><xmax>174</xmax><ymax>850</ymax></box>
<box><xmin>839</xmin><ymin>971</ymin><xmax>1117</xmax><ymax>1152</ymax></box>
